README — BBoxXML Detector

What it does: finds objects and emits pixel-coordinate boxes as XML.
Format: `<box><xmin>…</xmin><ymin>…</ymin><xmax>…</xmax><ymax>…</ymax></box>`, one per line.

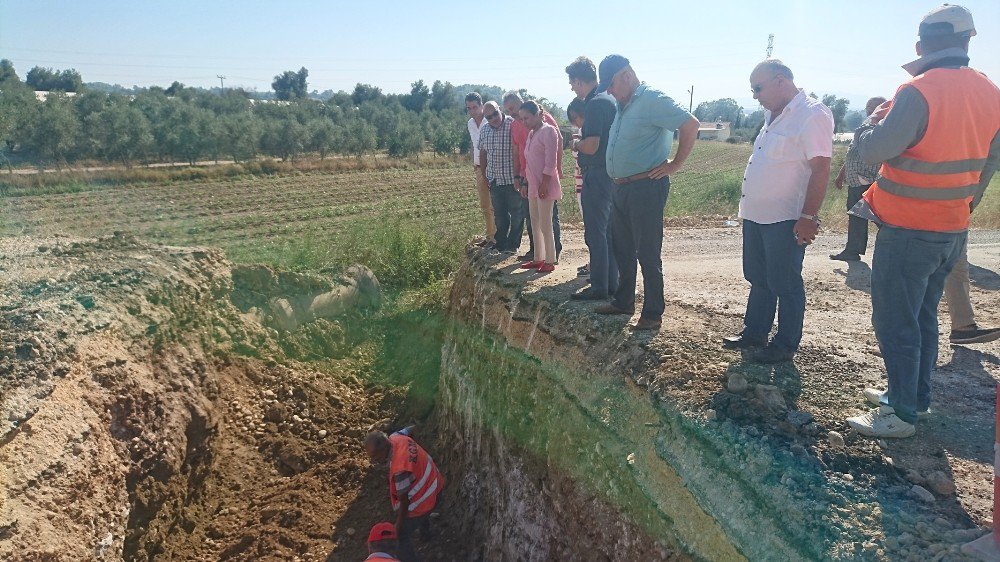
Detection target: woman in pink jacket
<box><xmin>518</xmin><ymin>100</ymin><xmax>562</xmax><ymax>273</ymax></box>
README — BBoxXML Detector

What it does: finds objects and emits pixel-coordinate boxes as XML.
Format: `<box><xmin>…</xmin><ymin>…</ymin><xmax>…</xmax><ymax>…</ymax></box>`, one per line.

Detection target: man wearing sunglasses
<box><xmin>723</xmin><ymin>60</ymin><xmax>833</xmax><ymax>364</ymax></box>
<box><xmin>478</xmin><ymin>101</ymin><xmax>523</xmax><ymax>255</ymax></box>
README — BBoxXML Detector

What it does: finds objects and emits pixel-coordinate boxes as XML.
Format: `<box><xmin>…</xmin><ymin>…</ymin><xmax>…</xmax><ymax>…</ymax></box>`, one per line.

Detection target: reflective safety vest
<box><xmin>864</xmin><ymin>67</ymin><xmax>1000</xmax><ymax>232</ymax></box>
<box><xmin>388</xmin><ymin>433</ymin><xmax>442</xmax><ymax>518</ymax></box>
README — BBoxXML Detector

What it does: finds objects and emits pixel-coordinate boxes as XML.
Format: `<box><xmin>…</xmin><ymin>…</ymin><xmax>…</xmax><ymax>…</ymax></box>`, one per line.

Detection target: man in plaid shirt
<box><xmin>479</xmin><ymin>101</ymin><xmax>522</xmax><ymax>254</ymax></box>
<box><xmin>831</xmin><ymin>96</ymin><xmax>886</xmax><ymax>262</ymax></box>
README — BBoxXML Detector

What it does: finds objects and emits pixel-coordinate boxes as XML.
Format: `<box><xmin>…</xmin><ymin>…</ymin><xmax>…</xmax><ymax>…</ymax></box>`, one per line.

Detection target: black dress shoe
<box><xmin>570</xmin><ymin>289</ymin><xmax>608</xmax><ymax>301</ymax></box>
<box><xmin>752</xmin><ymin>345</ymin><xmax>795</xmax><ymax>364</ymax></box>
<box><xmin>632</xmin><ymin>317</ymin><xmax>662</xmax><ymax>331</ymax></box>
<box><xmin>829</xmin><ymin>250</ymin><xmax>861</xmax><ymax>262</ymax></box>
<box><xmin>722</xmin><ymin>334</ymin><xmax>767</xmax><ymax>349</ymax></box>
<box><xmin>517</xmin><ymin>252</ymin><xmax>534</xmax><ymax>261</ymax></box>
<box><xmin>594</xmin><ymin>303</ymin><xmax>634</xmax><ymax>315</ymax></box>
<box><xmin>950</xmin><ymin>325</ymin><xmax>1000</xmax><ymax>344</ymax></box>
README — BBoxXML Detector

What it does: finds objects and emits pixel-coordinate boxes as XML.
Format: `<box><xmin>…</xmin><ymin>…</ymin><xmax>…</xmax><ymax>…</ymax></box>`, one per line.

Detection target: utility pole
<box><xmin>217</xmin><ymin>75</ymin><xmax>226</xmax><ymax>93</ymax></box>
<box><xmin>687</xmin><ymin>85</ymin><xmax>694</xmax><ymax>114</ymax></box>
<box><xmin>766</xmin><ymin>34</ymin><xmax>774</xmax><ymax>58</ymax></box>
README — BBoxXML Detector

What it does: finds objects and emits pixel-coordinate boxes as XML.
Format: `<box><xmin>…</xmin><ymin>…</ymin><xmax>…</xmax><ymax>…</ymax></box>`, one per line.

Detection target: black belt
<box><xmin>612</xmin><ymin>171</ymin><xmax>652</xmax><ymax>185</ymax></box>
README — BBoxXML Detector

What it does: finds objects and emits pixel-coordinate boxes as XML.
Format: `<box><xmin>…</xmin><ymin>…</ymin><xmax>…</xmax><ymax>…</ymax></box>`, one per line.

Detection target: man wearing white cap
<box><xmin>847</xmin><ymin>4</ymin><xmax>1000</xmax><ymax>438</ymax></box>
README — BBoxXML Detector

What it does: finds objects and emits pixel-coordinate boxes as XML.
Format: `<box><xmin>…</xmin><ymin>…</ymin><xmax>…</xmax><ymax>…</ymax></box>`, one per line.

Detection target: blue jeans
<box><xmin>523</xmin><ymin>198</ymin><xmax>562</xmax><ymax>257</ymax></box>
<box><xmin>489</xmin><ymin>181</ymin><xmax>524</xmax><ymax>252</ymax></box>
<box><xmin>582</xmin><ymin>167</ymin><xmax>619</xmax><ymax>297</ymax></box>
<box><xmin>741</xmin><ymin>220</ymin><xmax>806</xmax><ymax>352</ymax></box>
<box><xmin>871</xmin><ymin>225</ymin><xmax>965</xmax><ymax>423</ymax></box>
<box><xmin>611</xmin><ymin>177</ymin><xmax>669</xmax><ymax>319</ymax></box>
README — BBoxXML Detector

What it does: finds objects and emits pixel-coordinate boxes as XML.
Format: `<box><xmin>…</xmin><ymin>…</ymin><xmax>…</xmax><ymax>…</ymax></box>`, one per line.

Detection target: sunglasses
<box><xmin>751</xmin><ymin>75</ymin><xmax>778</xmax><ymax>94</ymax></box>
<box><xmin>485</xmin><ymin>111</ymin><xmax>500</xmax><ymax>120</ymax></box>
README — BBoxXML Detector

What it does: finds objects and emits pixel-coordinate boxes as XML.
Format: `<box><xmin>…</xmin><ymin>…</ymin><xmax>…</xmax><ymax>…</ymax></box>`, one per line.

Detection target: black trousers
<box><xmin>845</xmin><ymin>184</ymin><xmax>870</xmax><ymax>255</ymax></box>
<box><xmin>611</xmin><ymin>177</ymin><xmax>669</xmax><ymax>320</ymax></box>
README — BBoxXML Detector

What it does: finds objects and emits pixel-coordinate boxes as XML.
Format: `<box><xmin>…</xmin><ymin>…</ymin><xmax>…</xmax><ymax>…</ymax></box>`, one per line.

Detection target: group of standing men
<box><xmin>469</xmin><ymin>55</ymin><xmax>700</xmax><ymax>331</ymax></box>
<box><xmin>469</xmin><ymin>4</ymin><xmax>999</xmax><ymax>441</ymax></box>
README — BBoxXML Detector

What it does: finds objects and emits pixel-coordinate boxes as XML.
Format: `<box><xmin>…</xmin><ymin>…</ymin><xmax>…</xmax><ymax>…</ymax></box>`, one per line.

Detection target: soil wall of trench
<box><xmin>435</xmin><ymin>250</ymin><xmax>912</xmax><ymax>562</ymax></box>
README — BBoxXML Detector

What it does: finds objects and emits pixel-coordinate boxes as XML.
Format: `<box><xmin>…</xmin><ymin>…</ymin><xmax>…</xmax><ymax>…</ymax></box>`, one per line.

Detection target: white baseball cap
<box><xmin>919</xmin><ymin>4</ymin><xmax>976</xmax><ymax>37</ymax></box>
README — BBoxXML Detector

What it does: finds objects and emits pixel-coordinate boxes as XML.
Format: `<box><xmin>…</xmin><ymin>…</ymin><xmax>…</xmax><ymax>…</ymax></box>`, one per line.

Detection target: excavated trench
<box><xmin>2</xmin><ymin>234</ymin><xmax>988</xmax><ymax>561</ymax></box>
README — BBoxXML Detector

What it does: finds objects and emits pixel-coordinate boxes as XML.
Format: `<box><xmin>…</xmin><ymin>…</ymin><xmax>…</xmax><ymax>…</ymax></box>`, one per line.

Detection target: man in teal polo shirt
<box><xmin>594</xmin><ymin>55</ymin><xmax>699</xmax><ymax>330</ymax></box>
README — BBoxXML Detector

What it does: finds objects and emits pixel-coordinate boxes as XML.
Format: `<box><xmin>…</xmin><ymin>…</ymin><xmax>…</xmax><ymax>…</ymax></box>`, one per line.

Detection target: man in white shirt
<box><xmin>466</xmin><ymin>92</ymin><xmax>496</xmax><ymax>247</ymax></box>
<box><xmin>723</xmin><ymin>60</ymin><xmax>833</xmax><ymax>363</ymax></box>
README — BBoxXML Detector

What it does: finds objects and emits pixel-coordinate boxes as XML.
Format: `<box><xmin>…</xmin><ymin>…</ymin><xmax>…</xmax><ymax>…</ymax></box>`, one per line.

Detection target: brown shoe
<box><xmin>632</xmin><ymin>317</ymin><xmax>662</xmax><ymax>331</ymax></box>
<box><xmin>594</xmin><ymin>303</ymin><xmax>634</xmax><ymax>315</ymax></box>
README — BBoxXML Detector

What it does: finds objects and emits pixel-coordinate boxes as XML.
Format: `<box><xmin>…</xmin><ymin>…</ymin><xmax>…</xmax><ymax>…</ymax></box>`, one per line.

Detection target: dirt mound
<box><xmin>0</xmin><ymin>235</ymin><xmax>397</xmax><ymax>561</ymax></box>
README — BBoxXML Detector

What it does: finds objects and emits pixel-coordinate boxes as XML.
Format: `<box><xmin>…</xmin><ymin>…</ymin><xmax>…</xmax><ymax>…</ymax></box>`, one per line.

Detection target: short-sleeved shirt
<box><xmin>739</xmin><ymin>90</ymin><xmax>834</xmax><ymax>224</ymax></box>
<box><xmin>579</xmin><ymin>88</ymin><xmax>617</xmax><ymax>169</ymax></box>
<box><xmin>511</xmin><ymin>111</ymin><xmax>559</xmax><ymax>176</ymax></box>
<box><xmin>606</xmin><ymin>84</ymin><xmax>694</xmax><ymax>178</ymax></box>
<box><xmin>468</xmin><ymin>116</ymin><xmax>487</xmax><ymax>166</ymax></box>
<box><xmin>479</xmin><ymin>114</ymin><xmax>515</xmax><ymax>185</ymax></box>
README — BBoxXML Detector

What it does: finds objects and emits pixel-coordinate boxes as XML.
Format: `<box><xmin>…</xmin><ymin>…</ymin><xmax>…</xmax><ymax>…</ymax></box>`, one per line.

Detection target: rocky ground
<box><xmin>473</xmin><ymin>222</ymin><xmax>999</xmax><ymax>560</ymax></box>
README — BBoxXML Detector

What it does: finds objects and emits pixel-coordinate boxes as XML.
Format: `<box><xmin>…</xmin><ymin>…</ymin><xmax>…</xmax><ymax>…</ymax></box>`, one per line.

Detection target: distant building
<box><xmin>697</xmin><ymin>121</ymin><xmax>731</xmax><ymax>141</ymax></box>
<box><xmin>33</xmin><ymin>91</ymin><xmax>78</xmax><ymax>101</ymax></box>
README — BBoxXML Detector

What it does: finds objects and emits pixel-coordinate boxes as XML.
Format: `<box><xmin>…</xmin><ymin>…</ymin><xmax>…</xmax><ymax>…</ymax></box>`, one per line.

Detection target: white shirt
<box><xmin>468</xmin><ymin>115</ymin><xmax>487</xmax><ymax>166</ymax></box>
<box><xmin>739</xmin><ymin>90</ymin><xmax>834</xmax><ymax>224</ymax></box>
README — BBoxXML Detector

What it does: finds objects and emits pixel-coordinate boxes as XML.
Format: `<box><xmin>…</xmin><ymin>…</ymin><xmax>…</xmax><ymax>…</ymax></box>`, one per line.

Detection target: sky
<box><xmin>2</xmin><ymin>0</ymin><xmax>998</xmax><ymax>112</ymax></box>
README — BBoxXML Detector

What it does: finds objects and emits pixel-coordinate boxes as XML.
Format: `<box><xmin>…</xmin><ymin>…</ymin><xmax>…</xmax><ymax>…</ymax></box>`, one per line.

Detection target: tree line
<box><xmin>693</xmin><ymin>93</ymin><xmax>857</xmax><ymax>142</ymax></box>
<box><xmin>0</xmin><ymin>61</ymin><xmax>522</xmax><ymax>169</ymax></box>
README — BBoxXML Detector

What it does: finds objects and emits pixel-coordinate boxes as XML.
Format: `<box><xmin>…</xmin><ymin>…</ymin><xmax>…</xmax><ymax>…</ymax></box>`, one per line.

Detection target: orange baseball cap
<box><xmin>367</xmin><ymin>522</ymin><xmax>398</xmax><ymax>543</ymax></box>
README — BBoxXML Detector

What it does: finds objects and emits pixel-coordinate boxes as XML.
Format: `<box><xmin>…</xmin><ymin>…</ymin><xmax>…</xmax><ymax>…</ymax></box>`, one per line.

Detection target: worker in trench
<box><xmin>363</xmin><ymin>427</ymin><xmax>443</xmax><ymax>562</ymax></box>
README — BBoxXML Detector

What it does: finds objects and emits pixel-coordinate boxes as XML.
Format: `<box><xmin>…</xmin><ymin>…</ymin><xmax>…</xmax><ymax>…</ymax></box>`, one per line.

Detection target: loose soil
<box><xmin>0</xmin><ymin>233</ymin><xmax>450</xmax><ymax>561</ymax></box>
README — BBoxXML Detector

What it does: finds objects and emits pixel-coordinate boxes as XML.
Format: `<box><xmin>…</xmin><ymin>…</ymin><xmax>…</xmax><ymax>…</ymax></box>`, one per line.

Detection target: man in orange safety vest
<box><xmin>364</xmin><ymin>428</ymin><xmax>442</xmax><ymax>562</ymax></box>
<box><xmin>847</xmin><ymin>4</ymin><xmax>1000</xmax><ymax>438</ymax></box>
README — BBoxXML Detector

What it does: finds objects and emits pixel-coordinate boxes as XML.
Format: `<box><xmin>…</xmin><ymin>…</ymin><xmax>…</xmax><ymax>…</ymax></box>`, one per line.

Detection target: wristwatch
<box><xmin>800</xmin><ymin>213</ymin><xmax>821</xmax><ymax>224</ymax></box>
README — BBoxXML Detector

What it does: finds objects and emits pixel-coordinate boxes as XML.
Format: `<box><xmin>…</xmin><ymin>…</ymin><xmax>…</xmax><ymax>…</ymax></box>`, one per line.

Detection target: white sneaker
<box><xmin>862</xmin><ymin>388</ymin><xmax>931</xmax><ymax>416</ymax></box>
<box><xmin>847</xmin><ymin>405</ymin><xmax>916</xmax><ymax>438</ymax></box>
<box><xmin>863</xmin><ymin>388</ymin><xmax>884</xmax><ymax>407</ymax></box>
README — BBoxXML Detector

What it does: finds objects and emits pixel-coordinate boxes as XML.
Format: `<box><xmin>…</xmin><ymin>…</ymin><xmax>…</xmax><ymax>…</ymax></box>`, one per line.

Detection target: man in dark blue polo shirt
<box><xmin>596</xmin><ymin>55</ymin><xmax>700</xmax><ymax>331</ymax></box>
<box><xmin>566</xmin><ymin>56</ymin><xmax>619</xmax><ymax>301</ymax></box>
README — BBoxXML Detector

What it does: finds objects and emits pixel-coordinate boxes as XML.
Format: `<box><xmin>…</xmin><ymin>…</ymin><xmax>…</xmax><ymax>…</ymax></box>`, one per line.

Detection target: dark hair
<box><xmin>519</xmin><ymin>100</ymin><xmax>542</xmax><ymax>116</ymax></box>
<box><xmin>565</xmin><ymin>56</ymin><xmax>597</xmax><ymax>83</ymax></box>
<box><xmin>567</xmin><ymin>98</ymin><xmax>586</xmax><ymax>120</ymax></box>
<box><xmin>918</xmin><ymin>33</ymin><xmax>971</xmax><ymax>54</ymax></box>
<box><xmin>464</xmin><ymin>92</ymin><xmax>483</xmax><ymax>104</ymax></box>
<box><xmin>370</xmin><ymin>539</ymin><xmax>398</xmax><ymax>552</ymax></box>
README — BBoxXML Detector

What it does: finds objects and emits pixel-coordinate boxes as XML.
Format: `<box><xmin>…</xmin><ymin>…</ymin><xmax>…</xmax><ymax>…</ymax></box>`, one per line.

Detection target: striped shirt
<box><xmin>479</xmin><ymin>114</ymin><xmax>515</xmax><ymax>185</ymax></box>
